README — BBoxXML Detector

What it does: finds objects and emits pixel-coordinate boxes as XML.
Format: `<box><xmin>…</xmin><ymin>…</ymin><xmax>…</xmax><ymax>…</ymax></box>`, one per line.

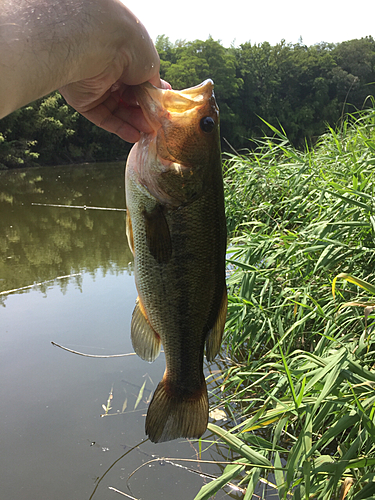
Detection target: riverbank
<box><xmin>200</xmin><ymin>106</ymin><xmax>375</xmax><ymax>499</ymax></box>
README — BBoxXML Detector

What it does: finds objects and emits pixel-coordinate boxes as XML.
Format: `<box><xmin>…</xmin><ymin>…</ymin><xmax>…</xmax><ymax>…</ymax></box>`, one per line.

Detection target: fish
<box><xmin>125</xmin><ymin>79</ymin><xmax>227</xmax><ymax>443</ymax></box>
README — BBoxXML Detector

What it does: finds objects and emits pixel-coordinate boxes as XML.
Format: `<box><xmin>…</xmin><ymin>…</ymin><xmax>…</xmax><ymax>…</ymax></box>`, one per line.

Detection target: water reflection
<box><xmin>0</xmin><ymin>163</ymin><xmax>242</xmax><ymax>500</ymax></box>
<box><xmin>0</xmin><ymin>163</ymin><xmax>276</xmax><ymax>500</ymax></box>
<box><xmin>0</xmin><ymin>163</ymin><xmax>133</xmax><ymax>303</ymax></box>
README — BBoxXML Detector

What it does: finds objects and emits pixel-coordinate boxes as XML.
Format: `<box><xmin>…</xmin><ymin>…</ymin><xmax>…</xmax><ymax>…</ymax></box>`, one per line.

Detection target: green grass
<box><xmin>199</xmin><ymin>106</ymin><xmax>375</xmax><ymax>499</ymax></box>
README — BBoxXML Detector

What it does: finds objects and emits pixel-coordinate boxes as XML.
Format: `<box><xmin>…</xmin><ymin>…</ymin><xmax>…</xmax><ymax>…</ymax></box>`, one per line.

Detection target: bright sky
<box><xmin>124</xmin><ymin>0</ymin><xmax>374</xmax><ymax>48</ymax></box>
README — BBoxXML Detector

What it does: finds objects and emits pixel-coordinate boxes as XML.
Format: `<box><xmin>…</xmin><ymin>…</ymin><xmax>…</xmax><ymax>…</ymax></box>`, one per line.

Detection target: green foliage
<box><xmin>1</xmin><ymin>35</ymin><xmax>375</xmax><ymax>168</ymax></box>
<box><xmin>157</xmin><ymin>35</ymin><xmax>375</xmax><ymax>148</ymax></box>
<box><xmin>199</xmin><ymin>107</ymin><xmax>375</xmax><ymax>498</ymax></box>
<box><xmin>156</xmin><ymin>36</ymin><xmax>242</xmax><ymax>141</ymax></box>
<box><xmin>0</xmin><ymin>92</ymin><xmax>131</xmax><ymax>168</ymax></box>
<box><xmin>233</xmin><ymin>38</ymin><xmax>375</xmax><ymax>146</ymax></box>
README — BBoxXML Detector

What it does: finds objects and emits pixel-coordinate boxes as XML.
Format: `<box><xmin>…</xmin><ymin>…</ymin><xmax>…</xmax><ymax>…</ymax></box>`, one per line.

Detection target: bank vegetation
<box><xmin>200</xmin><ymin>105</ymin><xmax>375</xmax><ymax>499</ymax></box>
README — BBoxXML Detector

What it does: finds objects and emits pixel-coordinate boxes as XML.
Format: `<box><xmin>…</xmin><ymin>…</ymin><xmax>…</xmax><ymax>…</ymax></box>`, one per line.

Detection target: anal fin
<box><xmin>131</xmin><ymin>297</ymin><xmax>161</xmax><ymax>362</ymax></box>
<box><xmin>205</xmin><ymin>287</ymin><xmax>228</xmax><ymax>361</ymax></box>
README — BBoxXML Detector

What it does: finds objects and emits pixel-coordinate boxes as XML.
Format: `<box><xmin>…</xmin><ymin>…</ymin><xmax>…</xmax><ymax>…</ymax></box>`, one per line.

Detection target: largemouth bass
<box><xmin>125</xmin><ymin>79</ymin><xmax>227</xmax><ymax>443</ymax></box>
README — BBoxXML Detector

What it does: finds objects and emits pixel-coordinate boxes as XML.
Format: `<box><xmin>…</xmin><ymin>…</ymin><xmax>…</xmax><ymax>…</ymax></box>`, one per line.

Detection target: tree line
<box><xmin>1</xmin><ymin>36</ymin><xmax>374</xmax><ymax>168</ymax></box>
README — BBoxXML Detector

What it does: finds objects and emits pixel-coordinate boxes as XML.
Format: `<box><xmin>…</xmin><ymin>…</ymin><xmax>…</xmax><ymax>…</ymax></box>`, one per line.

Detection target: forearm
<box><xmin>0</xmin><ymin>0</ymin><xmax>159</xmax><ymax>118</ymax></box>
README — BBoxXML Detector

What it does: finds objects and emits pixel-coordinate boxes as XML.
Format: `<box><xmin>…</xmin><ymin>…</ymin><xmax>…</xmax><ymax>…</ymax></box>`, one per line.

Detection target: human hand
<box><xmin>60</xmin><ymin>70</ymin><xmax>171</xmax><ymax>144</ymax></box>
<box><xmin>0</xmin><ymin>0</ymin><xmax>172</xmax><ymax>133</ymax></box>
<box><xmin>58</xmin><ymin>3</ymin><xmax>172</xmax><ymax>144</ymax></box>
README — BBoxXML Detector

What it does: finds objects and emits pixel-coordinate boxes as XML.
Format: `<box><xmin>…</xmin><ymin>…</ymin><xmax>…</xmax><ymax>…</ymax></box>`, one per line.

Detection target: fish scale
<box><xmin>125</xmin><ymin>79</ymin><xmax>227</xmax><ymax>443</ymax></box>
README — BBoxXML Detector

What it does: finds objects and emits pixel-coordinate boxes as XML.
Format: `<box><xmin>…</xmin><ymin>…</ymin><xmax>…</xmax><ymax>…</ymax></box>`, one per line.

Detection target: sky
<box><xmin>124</xmin><ymin>0</ymin><xmax>374</xmax><ymax>48</ymax></box>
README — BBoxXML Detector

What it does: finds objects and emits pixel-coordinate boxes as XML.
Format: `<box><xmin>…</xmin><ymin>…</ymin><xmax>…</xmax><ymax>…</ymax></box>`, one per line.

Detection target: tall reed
<box><xmin>198</xmin><ymin>106</ymin><xmax>375</xmax><ymax>499</ymax></box>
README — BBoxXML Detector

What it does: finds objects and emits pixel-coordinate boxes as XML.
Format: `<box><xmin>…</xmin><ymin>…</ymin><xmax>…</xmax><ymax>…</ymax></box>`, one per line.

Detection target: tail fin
<box><xmin>145</xmin><ymin>378</ymin><xmax>208</xmax><ymax>443</ymax></box>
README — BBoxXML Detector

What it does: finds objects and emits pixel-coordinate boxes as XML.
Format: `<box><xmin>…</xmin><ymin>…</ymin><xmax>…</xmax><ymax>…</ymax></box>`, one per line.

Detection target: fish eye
<box><xmin>200</xmin><ymin>116</ymin><xmax>215</xmax><ymax>133</ymax></box>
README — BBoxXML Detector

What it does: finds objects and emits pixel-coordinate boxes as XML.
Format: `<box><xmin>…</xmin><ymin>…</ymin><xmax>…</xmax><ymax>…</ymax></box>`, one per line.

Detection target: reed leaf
<box><xmin>194</xmin><ymin>462</ymin><xmax>246</xmax><ymax>500</ymax></box>
<box><xmin>208</xmin><ymin>423</ymin><xmax>272</xmax><ymax>467</ymax></box>
<box><xmin>213</xmin><ymin>106</ymin><xmax>375</xmax><ymax>498</ymax></box>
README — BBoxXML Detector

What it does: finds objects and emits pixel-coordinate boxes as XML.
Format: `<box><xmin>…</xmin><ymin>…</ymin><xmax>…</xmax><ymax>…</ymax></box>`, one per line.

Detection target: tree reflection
<box><xmin>0</xmin><ymin>163</ymin><xmax>133</xmax><ymax>303</ymax></box>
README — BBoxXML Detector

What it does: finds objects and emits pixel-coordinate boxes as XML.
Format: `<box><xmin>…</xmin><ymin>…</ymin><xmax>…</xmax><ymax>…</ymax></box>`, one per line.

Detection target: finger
<box><xmin>83</xmin><ymin>108</ymin><xmax>141</xmax><ymax>142</ymax></box>
<box><xmin>148</xmin><ymin>73</ymin><xmax>161</xmax><ymax>88</ymax></box>
<box><xmin>82</xmin><ymin>95</ymin><xmax>155</xmax><ymax>142</ymax></box>
<box><xmin>147</xmin><ymin>76</ymin><xmax>171</xmax><ymax>90</ymax></box>
<box><xmin>114</xmin><ymin>105</ymin><xmax>154</xmax><ymax>134</ymax></box>
<box><xmin>105</xmin><ymin>93</ymin><xmax>154</xmax><ymax>133</ymax></box>
<box><xmin>160</xmin><ymin>79</ymin><xmax>172</xmax><ymax>90</ymax></box>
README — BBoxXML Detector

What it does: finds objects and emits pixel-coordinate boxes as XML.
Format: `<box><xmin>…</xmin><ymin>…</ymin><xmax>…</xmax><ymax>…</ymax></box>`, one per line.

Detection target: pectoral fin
<box><xmin>205</xmin><ymin>287</ymin><xmax>228</xmax><ymax>361</ymax></box>
<box><xmin>131</xmin><ymin>297</ymin><xmax>161</xmax><ymax>362</ymax></box>
<box><xmin>143</xmin><ymin>205</ymin><xmax>172</xmax><ymax>264</ymax></box>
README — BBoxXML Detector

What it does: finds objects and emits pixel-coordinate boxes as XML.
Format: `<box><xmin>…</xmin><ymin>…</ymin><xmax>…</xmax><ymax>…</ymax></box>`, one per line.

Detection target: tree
<box><xmin>158</xmin><ymin>36</ymin><xmax>243</xmax><ymax>146</ymax></box>
<box><xmin>1</xmin><ymin>36</ymin><xmax>375</xmax><ymax>167</ymax></box>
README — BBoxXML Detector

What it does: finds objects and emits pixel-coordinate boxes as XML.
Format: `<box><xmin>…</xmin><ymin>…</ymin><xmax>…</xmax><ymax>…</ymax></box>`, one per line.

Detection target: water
<box><xmin>0</xmin><ymin>163</ymin><xmax>278</xmax><ymax>500</ymax></box>
<box><xmin>0</xmin><ymin>163</ymin><xmax>247</xmax><ymax>500</ymax></box>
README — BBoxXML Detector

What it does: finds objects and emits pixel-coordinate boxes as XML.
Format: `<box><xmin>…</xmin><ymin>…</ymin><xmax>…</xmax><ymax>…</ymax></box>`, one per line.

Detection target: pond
<box><xmin>0</xmin><ymin>163</ymin><xmax>277</xmax><ymax>500</ymax></box>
